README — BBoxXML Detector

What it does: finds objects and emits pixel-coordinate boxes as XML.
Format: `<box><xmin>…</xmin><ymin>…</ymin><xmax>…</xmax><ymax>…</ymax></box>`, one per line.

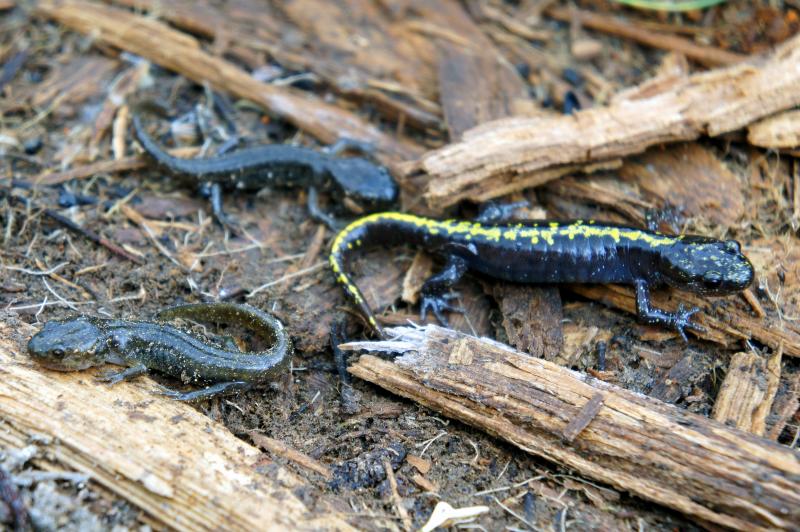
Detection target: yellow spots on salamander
<box><xmin>330</xmin><ymin>213</ymin><xmax>679</xmax><ymax>258</ymax></box>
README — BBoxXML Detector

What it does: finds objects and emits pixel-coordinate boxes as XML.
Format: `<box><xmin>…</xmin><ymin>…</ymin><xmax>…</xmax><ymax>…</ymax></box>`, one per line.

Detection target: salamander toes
<box><xmin>420</xmin><ymin>293</ymin><xmax>464</xmax><ymax>327</ymax></box>
<box><xmin>673</xmin><ymin>305</ymin><xmax>705</xmax><ymax>342</ymax></box>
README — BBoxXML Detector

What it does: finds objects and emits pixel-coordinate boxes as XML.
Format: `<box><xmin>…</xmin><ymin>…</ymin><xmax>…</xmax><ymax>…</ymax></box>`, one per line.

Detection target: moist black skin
<box><xmin>133</xmin><ymin>114</ymin><xmax>398</xmax><ymax>230</ymax></box>
<box><xmin>330</xmin><ymin>212</ymin><xmax>755</xmax><ymax>340</ymax></box>
<box><xmin>27</xmin><ymin>303</ymin><xmax>292</xmax><ymax>402</ymax></box>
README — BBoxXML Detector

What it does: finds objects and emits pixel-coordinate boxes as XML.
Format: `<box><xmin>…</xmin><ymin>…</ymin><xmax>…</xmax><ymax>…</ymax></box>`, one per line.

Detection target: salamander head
<box><xmin>658</xmin><ymin>236</ymin><xmax>754</xmax><ymax>295</ymax></box>
<box><xmin>328</xmin><ymin>158</ymin><xmax>398</xmax><ymax>210</ymax></box>
<box><xmin>28</xmin><ymin>317</ymin><xmax>110</xmax><ymax>371</ymax></box>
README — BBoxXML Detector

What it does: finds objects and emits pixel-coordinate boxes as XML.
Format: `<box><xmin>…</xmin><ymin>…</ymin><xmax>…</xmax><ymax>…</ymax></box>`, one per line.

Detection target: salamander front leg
<box><xmin>96</xmin><ymin>364</ymin><xmax>148</xmax><ymax>385</ymax></box>
<box><xmin>156</xmin><ymin>381</ymin><xmax>254</xmax><ymax>402</ymax></box>
<box><xmin>420</xmin><ymin>255</ymin><xmax>468</xmax><ymax>326</ymax></box>
<box><xmin>200</xmin><ymin>182</ymin><xmax>241</xmax><ymax>235</ymax></box>
<box><xmin>307</xmin><ymin>186</ymin><xmax>342</xmax><ymax>231</ymax></box>
<box><xmin>634</xmin><ymin>280</ymin><xmax>705</xmax><ymax>342</ymax></box>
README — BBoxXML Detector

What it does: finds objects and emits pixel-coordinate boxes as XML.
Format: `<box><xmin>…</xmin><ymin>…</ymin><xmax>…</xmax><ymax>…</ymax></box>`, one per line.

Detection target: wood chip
<box><xmin>748</xmin><ymin>109</ymin><xmax>800</xmax><ymax>149</ymax></box>
<box><xmin>561</xmin><ymin>393</ymin><xmax>605</xmax><ymax>442</ymax></box>
<box><xmin>344</xmin><ymin>325</ymin><xmax>800</xmax><ymax>530</ymax></box>
<box><xmin>406</xmin><ymin>453</ymin><xmax>432</xmax><ymax>475</ymax></box>
<box><xmin>712</xmin><ymin>348</ymin><xmax>782</xmax><ymax>436</ymax></box>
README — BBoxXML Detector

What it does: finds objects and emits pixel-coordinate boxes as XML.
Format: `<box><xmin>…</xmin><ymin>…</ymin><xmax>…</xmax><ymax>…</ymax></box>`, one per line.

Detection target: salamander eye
<box><xmin>724</xmin><ymin>240</ymin><xmax>741</xmax><ymax>253</ymax></box>
<box><xmin>51</xmin><ymin>348</ymin><xmax>65</xmax><ymax>358</ymax></box>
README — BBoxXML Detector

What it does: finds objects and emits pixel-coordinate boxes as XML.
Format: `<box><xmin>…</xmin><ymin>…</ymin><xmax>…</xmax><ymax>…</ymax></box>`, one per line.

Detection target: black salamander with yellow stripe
<box><xmin>329</xmin><ymin>212</ymin><xmax>754</xmax><ymax>340</ymax></box>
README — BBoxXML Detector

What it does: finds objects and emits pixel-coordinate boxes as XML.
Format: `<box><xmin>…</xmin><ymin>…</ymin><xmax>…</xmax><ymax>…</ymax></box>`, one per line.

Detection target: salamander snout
<box><xmin>330</xmin><ymin>158</ymin><xmax>398</xmax><ymax>209</ymax></box>
<box><xmin>659</xmin><ymin>237</ymin><xmax>754</xmax><ymax>295</ymax></box>
<box><xmin>28</xmin><ymin>317</ymin><xmax>109</xmax><ymax>371</ymax></box>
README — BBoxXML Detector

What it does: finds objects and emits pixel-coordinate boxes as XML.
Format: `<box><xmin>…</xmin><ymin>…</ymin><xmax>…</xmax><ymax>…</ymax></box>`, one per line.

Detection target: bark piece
<box><xmin>712</xmin><ymin>350</ymin><xmax>782</xmax><ymax>435</ymax></box>
<box><xmin>619</xmin><ymin>143</ymin><xmax>745</xmax><ymax>227</ymax></box>
<box><xmin>418</xmin><ymin>34</ymin><xmax>800</xmax><ymax>209</ymax></box>
<box><xmin>343</xmin><ymin>325</ymin><xmax>800</xmax><ymax>530</ymax></box>
<box><xmin>35</xmin><ymin>1</ymin><xmax>418</xmax><ymax>161</ymax></box>
<box><xmin>436</xmin><ymin>40</ymin><xmax>527</xmax><ymax>140</ymax></box>
<box><xmin>748</xmin><ymin>110</ymin><xmax>800</xmax><ymax>148</ymax></box>
<box><xmin>489</xmin><ymin>283</ymin><xmax>563</xmax><ymax>359</ymax></box>
<box><xmin>570</xmin><ymin>284</ymin><xmax>800</xmax><ymax>357</ymax></box>
<box><xmin>0</xmin><ymin>318</ymin><xmax>353</xmax><ymax>531</ymax></box>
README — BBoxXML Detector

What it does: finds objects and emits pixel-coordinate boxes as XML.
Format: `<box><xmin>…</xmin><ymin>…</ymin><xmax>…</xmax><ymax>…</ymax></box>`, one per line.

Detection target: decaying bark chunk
<box><xmin>712</xmin><ymin>349</ymin><xmax>782</xmax><ymax>435</ymax></box>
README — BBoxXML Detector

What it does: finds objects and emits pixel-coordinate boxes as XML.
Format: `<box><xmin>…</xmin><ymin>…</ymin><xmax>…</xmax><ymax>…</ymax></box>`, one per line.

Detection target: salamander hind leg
<box><xmin>96</xmin><ymin>364</ymin><xmax>148</xmax><ymax>385</ymax></box>
<box><xmin>634</xmin><ymin>280</ymin><xmax>706</xmax><ymax>342</ymax></box>
<box><xmin>155</xmin><ymin>381</ymin><xmax>254</xmax><ymax>402</ymax></box>
<box><xmin>420</xmin><ymin>255</ymin><xmax>468</xmax><ymax>326</ymax></box>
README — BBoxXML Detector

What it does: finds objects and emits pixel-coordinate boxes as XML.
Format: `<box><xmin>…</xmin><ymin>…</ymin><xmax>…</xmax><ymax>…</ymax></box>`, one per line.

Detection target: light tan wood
<box><xmin>712</xmin><ymin>349</ymin><xmax>782</xmax><ymax>436</ymax></box>
<box><xmin>417</xmin><ymin>34</ymin><xmax>800</xmax><ymax>209</ymax></box>
<box><xmin>0</xmin><ymin>317</ymin><xmax>354</xmax><ymax>532</ymax></box>
<box><xmin>343</xmin><ymin>325</ymin><xmax>800</xmax><ymax>530</ymax></box>
<box><xmin>749</xmin><ymin>109</ymin><xmax>800</xmax><ymax>149</ymax></box>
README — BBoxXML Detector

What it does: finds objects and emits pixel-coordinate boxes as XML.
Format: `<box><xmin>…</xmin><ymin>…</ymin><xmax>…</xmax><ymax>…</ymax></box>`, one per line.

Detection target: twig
<box><xmin>42</xmin><ymin>209</ymin><xmax>144</xmax><ymax>265</ymax></box>
<box><xmin>2</xmin><ymin>262</ymin><xmax>68</xmax><ymax>276</ymax></box>
<box><xmin>246</xmin><ymin>261</ymin><xmax>326</xmax><ymax>298</ymax></box>
<box><xmin>383</xmin><ymin>457</ymin><xmax>412</xmax><ymax>531</ymax></box>
<box><xmin>248</xmin><ymin>432</ymin><xmax>332</xmax><ymax>480</ymax></box>
<box><xmin>546</xmin><ymin>6</ymin><xmax>745</xmax><ymax>67</ymax></box>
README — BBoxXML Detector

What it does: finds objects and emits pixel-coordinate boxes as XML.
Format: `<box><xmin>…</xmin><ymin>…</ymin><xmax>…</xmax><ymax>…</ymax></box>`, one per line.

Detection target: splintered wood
<box><xmin>343</xmin><ymin>326</ymin><xmax>800</xmax><ymax>530</ymax></box>
<box><xmin>418</xmin><ymin>33</ymin><xmax>800</xmax><ymax>209</ymax></box>
<box><xmin>712</xmin><ymin>349</ymin><xmax>782</xmax><ymax>436</ymax></box>
<box><xmin>0</xmin><ymin>320</ymin><xmax>353</xmax><ymax>532</ymax></box>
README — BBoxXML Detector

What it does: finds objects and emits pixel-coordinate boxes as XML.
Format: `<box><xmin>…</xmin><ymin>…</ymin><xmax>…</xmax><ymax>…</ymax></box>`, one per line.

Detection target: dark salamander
<box><xmin>132</xmin><ymin>114</ymin><xmax>398</xmax><ymax>229</ymax></box>
<box><xmin>330</xmin><ymin>213</ymin><xmax>755</xmax><ymax>339</ymax></box>
<box><xmin>27</xmin><ymin>303</ymin><xmax>292</xmax><ymax>402</ymax></box>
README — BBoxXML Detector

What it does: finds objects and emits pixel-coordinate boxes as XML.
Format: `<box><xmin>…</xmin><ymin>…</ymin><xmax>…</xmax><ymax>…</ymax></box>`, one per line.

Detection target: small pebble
<box><xmin>23</xmin><ymin>137</ymin><xmax>42</xmax><ymax>155</ymax></box>
<box><xmin>572</xmin><ymin>38</ymin><xmax>603</xmax><ymax>61</ymax></box>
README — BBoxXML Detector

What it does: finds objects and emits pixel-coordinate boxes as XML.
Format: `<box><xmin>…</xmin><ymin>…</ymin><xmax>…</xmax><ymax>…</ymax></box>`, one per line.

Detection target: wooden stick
<box><xmin>249</xmin><ymin>432</ymin><xmax>332</xmax><ymax>480</ymax></box>
<box><xmin>34</xmin><ymin>1</ymin><xmax>418</xmax><ymax>161</ymax></box>
<box><xmin>343</xmin><ymin>325</ymin><xmax>800</xmax><ymax>530</ymax></box>
<box><xmin>546</xmin><ymin>7</ymin><xmax>745</xmax><ymax>67</ymax></box>
<box><xmin>0</xmin><ymin>318</ymin><xmax>354</xmax><ymax>532</ymax></box>
<box><xmin>417</xmin><ymin>33</ymin><xmax>800</xmax><ymax>209</ymax></box>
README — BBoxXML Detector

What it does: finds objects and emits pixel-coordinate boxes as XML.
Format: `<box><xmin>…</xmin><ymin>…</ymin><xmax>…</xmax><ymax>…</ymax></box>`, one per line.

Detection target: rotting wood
<box><xmin>712</xmin><ymin>348</ymin><xmax>782</xmax><ymax>436</ymax></box>
<box><xmin>748</xmin><ymin>109</ymin><xmax>800</xmax><ymax>149</ymax></box>
<box><xmin>34</xmin><ymin>1</ymin><xmax>420</xmax><ymax>162</ymax></box>
<box><xmin>546</xmin><ymin>7</ymin><xmax>746</xmax><ymax>67</ymax></box>
<box><xmin>618</xmin><ymin>143</ymin><xmax>745</xmax><ymax>227</ymax></box>
<box><xmin>417</xmin><ymin>33</ymin><xmax>800</xmax><ymax>210</ymax></box>
<box><xmin>0</xmin><ymin>318</ymin><xmax>354</xmax><ymax>532</ymax></box>
<box><xmin>342</xmin><ymin>325</ymin><xmax>800</xmax><ymax>530</ymax></box>
<box><xmin>571</xmin><ymin>284</ymin><xmax>800</xmax><ymax>357</ymax></box>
